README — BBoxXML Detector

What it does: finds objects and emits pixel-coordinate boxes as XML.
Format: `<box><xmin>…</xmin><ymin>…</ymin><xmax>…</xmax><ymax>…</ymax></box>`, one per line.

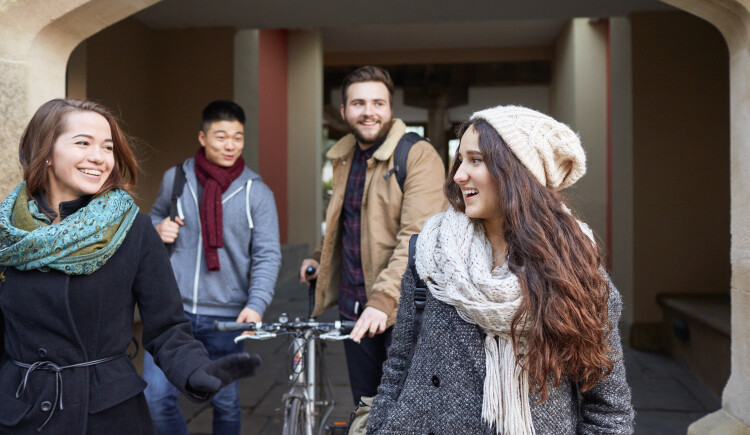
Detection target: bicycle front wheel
<box><xmin>282</xmin><ymin>397</ymin><xmax>307</xmax><ymax>435</ymax></box>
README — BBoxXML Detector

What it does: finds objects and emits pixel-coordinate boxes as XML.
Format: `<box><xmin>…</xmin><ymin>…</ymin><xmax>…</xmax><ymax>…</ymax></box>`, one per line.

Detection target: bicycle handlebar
<box><xmin>214</xmin><ymin>321</ymin><xmax>258</xmax><ymax>332</ymax></box>
<box><xmin>306</xmin><ymin>266</ymin><xmax>317</xmax><ymax>318</ymax></box>
<box><xmin>213</xmin><ymin>319</ymin><xmax>356</xmax><ymax>333</ymax></box>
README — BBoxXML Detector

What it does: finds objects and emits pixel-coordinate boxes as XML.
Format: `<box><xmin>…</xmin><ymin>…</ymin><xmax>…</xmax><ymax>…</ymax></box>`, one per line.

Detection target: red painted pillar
<box><xmin>258</xmin><ymin>29</ymin><xmax>289</xmax><ymax>243</ymax></box>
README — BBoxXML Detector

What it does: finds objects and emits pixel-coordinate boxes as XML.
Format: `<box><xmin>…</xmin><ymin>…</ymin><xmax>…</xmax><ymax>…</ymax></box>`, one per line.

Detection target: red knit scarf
<box><xmin>194</xmin><ymin>148</ymin><xmax>245</xmax><ymax>271</ymax></box>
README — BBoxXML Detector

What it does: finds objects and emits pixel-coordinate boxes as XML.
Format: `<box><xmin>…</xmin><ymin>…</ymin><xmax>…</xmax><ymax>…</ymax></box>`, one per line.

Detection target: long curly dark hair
<box><xmin>445</xmin><ymin>118</ymin><xmax>614</xmax><ymax>402</ymax></box>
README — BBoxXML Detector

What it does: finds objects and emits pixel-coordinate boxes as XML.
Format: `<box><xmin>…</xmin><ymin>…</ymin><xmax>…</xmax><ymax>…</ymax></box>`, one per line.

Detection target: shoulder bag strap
<box><xmin>166</xmin><ymin>165</ymin><xmax>186</xmax><ymax>256</ymax></box>
<box><xmin>383</xmin><ymin>132</ymin><xmax>426</xmax><ymax>193</ymax></box>
<box><xmin>168</xmin><ymin>164</ymin><xmax>186</xmax><ymax>222</ymax></box>
<box><xmin>396</xmin><ymin>233</ymin><xmax>428</xmax><ymax>397</ymax></box>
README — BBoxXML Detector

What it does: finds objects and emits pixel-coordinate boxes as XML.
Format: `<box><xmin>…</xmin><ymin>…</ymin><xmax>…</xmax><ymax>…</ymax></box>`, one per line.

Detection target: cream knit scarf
<box><xmin>415</xmin><ymin>208</ymin><xmax>535</xmax><ymax>435</ymax></box>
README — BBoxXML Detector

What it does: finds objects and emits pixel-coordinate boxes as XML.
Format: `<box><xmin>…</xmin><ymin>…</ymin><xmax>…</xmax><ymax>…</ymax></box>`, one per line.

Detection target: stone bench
<box><xmin>657</xmin><ymin>293</ymin><xmax>730</xmax><ymax>397</ymax></box>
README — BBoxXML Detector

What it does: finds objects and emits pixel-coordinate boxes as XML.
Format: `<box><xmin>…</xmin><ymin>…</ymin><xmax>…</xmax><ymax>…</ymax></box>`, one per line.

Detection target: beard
<box><xmin>349</xmin><ymin>117</ymin><xmax>393</xmax><ymax>147</ymax></box>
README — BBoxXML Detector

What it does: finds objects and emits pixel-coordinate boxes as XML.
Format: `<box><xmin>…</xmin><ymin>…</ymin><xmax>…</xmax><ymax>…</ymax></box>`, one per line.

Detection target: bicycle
<box><xmin>214</xmin><ymin>268</ymin><xmax>354</xmax><ymax>435</ymax></box>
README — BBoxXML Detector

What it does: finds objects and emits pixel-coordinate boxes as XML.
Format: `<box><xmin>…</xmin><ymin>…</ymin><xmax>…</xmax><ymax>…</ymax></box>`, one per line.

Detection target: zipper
<box><xmin>186</xmin><ymin>173</ymin><xmax>250</xmax><ymax>313</ymax></box>
<box><xmin>223</xmin><ymin>186</ymin><xmax>243</xmax><ymax>203</ymax></box>
<box><xmin>186</xmin><ymin>180</ymin><xmax>201</xmax><ymax>314</ymax></box>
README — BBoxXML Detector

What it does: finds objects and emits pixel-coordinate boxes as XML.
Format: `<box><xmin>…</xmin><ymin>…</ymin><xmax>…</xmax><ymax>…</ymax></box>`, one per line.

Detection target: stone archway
<box><xmin>660</xmin><ymin>0</ymin><xmax>750</xmax><ymax>432</ymax></box>
<box><xmin>0</xmin><ymin>0</ymin><xmax>748</xmax><ymax>431</ymax></box>
<box><xmin>0</xmin><ymin>0</ymin><xmax>160</xmax><ymax>198</ymax></box>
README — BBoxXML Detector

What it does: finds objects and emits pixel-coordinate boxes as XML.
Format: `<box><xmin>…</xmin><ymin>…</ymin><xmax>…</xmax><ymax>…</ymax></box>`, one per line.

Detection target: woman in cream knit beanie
<box><xmin>470</xmin><ymin>105</ymin><xmax>586</xmax><ymax>190</ymax></box>
<box><xmin>368</xmin><ymin>105</ymin><xmax>633</xmax><ymax>434</ymax></box>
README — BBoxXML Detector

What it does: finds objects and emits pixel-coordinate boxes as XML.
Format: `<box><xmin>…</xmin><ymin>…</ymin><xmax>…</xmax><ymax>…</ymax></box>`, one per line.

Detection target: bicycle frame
<box><xmin>292</xmin><ymin>330</ymin><xmax>318</xmax><ymax>435</ymax></box>
<box><xmin>283</xmin><ymin>329</ymin><xmax>318</xmax><ymax>435</ymax></box>
<box><xmin>215</xmin><ymin>270</ymin><xmax>352</xmax><ymax>435</ymax></box>
<box><xmin>215</xmin><ymin>317</ymin><xmax>352</xmax><ymax>435</ymax></box>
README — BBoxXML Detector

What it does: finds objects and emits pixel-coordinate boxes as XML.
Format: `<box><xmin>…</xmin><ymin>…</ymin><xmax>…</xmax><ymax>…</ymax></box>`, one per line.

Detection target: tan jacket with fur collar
<box><xmin>312</xmin><ymin>119</ymin><xmax>447</xmax><ymax>326</ymax></box>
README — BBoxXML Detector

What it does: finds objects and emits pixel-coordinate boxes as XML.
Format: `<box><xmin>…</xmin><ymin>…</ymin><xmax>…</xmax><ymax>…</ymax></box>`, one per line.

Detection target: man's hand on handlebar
<box><xmin>236</xmin><ymin>307</ymin><xmax>261</xmax><ymax>336</ymax></box>
<box><xmin>349</xmin><ymin>307</ymin><xmax>387</xmax><ymax>343</ymax></box>
<box><xmin>299</xmin><ymin>259</ymin><xmax>319</xmax><ymax>284</ymax></box>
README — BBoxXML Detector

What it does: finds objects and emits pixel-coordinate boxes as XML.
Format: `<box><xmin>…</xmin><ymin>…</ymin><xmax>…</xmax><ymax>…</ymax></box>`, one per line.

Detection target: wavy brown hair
<box><xmin>18</xmin><ymin>98</ymin><xmax>138</xmax><ymax>198</ymax></box>
<box><xmin>446</xmin><ymin>118</ymin><xmax>614</xmax><ymax>403</ymax></box>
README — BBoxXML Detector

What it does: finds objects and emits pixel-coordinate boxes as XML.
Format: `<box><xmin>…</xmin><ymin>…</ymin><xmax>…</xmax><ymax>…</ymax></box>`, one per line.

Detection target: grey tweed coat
<box><xmin>367</xmin><ymin>265</ymin><xmax>635</xmax><ymax>435</ymax></box>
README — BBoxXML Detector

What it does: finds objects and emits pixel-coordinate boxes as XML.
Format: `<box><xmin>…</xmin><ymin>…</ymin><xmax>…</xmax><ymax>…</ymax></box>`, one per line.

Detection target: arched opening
<box><xmin>0</xmin><ymin>0</ymin><xmax>745</xmax><ymax>431</ymax></box>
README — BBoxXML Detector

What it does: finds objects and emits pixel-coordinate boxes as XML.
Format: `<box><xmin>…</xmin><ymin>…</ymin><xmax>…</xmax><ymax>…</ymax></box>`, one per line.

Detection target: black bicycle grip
<box><xmin>340</xmin><ymin>320</ymin><xmax>357</xmax><ymax>333</ymax></box>
<box><xmin>213</xmin><ymin>321</ymin><xmax>257</xmax><ymax>332</ymax></box>
<box><xmin>306</xmin><ymin>266</ymin><xmax>317</xmax><ymax>319</ymax></box>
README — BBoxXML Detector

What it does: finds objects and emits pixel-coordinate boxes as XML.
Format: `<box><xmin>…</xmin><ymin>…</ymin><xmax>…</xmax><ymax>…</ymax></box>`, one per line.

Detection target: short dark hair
<box><xmin>201</xmin><ymin>100</ymin><xmax>245</xmax><ymax>132</ymax></box>
<box><xmin>340</xmin><ymin>66</ymin><xmax>394</xmax><ymax>107</ymax></box>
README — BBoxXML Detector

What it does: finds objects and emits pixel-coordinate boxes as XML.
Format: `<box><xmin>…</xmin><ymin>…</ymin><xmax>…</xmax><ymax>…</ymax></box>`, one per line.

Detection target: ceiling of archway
<box><xmin>135</xmin><ymin>0</ymin><xmax>676</xmax><ymax>51</ymax></box>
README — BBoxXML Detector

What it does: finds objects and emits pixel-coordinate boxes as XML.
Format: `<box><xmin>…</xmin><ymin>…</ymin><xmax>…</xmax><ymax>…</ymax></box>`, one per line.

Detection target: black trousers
<box><xmin>342</xmin><ymin>326</ymin><xmax>393</xmax><ymax>405</ymax></box>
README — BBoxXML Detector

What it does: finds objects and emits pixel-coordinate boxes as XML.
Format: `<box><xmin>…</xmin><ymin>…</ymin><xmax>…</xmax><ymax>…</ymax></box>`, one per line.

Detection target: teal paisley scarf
<box><xmin>0</xmin><ymin>182</ymin><xmax>139</xmax><ymax>275</ymax></box>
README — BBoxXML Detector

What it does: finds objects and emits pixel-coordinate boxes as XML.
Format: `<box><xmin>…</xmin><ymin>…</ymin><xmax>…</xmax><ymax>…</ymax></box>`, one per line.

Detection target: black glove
<box><xmin>187</xmin><ymin>352</ymin><xmax>262</xmax><ymax>393</ymax></box>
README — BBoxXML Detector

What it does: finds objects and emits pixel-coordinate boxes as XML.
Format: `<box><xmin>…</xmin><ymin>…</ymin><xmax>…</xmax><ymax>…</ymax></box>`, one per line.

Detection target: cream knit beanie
<box><xmin>471</xmin><ymin>105</ymin><xmax>586</xmax><ymax>190</ymax></box>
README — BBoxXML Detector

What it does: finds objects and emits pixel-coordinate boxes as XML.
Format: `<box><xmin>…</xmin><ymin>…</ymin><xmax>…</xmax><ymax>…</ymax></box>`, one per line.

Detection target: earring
<box><xmin>45</xmin><ymin>160</ymin><xmax>49</xmax><ymax>165</ymax></box>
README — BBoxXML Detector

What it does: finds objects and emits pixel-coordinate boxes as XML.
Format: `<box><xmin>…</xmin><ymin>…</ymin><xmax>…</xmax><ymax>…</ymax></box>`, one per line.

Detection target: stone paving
<box><xmin>625</xmin><ymin>347</ymin><xmax>720</xmax><ymax>434</ymax></box>
<box><xmin>179</xmin><ymin>245</ymin><xmax>721</xmax><ymax>434</ymax></box>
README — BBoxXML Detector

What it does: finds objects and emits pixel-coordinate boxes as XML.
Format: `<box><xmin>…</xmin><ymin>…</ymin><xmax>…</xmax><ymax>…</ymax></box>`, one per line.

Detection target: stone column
<box><xmin>287</xmin><ymin>29</ymin><xmax>323</xmax><ymax>250</ymax></box>
<box><xmin>427</xmin><ymin>94</ymin><xmax>450</xmax><ymax>161</ymax></box>
<box><xmin>0</xmin><ymin>0</ymin><xmax>160</xmax><ymax>198</ymax></box>
<box><xmin>661</xmin><ymin>0</ymin><xmax>750</xmax><ymax>433</ymax></box>
<box><xmin>609</xmin><ymin>17</ymin><xmax>635</xmax><ymax>341</ymax></box>
<box><xmin>549</xmin><ymin>18</ymin><xmax>608</xmax><ymax>257</ymax></box>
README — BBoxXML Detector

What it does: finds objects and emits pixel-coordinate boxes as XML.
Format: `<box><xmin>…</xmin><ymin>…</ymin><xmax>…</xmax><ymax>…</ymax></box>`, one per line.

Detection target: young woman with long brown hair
<box><xmin>0</xmin><ymin>99</ymin><xmax>260</xmax><ymax>434</ymax></box>
<box><xmin>367</xmin><ymin>105</ymin><xmax>634</xmax><ymax>434</ymax></box>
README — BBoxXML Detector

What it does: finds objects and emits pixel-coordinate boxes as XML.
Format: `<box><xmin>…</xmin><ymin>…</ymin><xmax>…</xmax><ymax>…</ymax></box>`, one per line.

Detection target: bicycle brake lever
<box><xmin>319</xmin><ymin>332</ymin><xmax>351</xmax><ymax>341</ymax></box>
<box><xmin>234</xmin><ymin>331</ymin><xmax>277</xmax><ymax>342</ymax></box>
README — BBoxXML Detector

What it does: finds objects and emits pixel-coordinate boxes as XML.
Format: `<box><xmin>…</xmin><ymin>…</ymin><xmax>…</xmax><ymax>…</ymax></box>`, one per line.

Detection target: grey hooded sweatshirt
<box><xmin>149</xmin><ymin>157</ymin><xmax>281</xmax><ymax>318</ymax></box>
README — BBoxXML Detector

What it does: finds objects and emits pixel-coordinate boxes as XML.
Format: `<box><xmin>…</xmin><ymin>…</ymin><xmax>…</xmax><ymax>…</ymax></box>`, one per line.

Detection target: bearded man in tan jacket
<box><xmin>299</xmin><ymin>66</ymin><xmax>446</xmax><ymax>405</ymax></box>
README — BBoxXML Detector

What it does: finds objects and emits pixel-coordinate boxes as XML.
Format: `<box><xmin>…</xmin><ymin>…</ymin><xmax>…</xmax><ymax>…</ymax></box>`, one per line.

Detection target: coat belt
<box><xmin>11</xmin><ymin>354</ymin><xmax>123</xmax><ymax>431</ymax></box>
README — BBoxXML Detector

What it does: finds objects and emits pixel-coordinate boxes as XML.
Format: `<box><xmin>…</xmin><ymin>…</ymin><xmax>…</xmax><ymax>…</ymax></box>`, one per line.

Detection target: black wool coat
<box><xmin>0</xmin><ymin>214</ymin><xmax>212</xmax><ymax>434</ymax></box>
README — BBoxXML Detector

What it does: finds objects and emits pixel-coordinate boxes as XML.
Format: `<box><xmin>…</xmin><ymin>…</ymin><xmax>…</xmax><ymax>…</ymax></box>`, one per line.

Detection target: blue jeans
<box><xmin>143</xmin><ymin>312</ymin><xmax>244</xmax><ymax>435</ymax></box>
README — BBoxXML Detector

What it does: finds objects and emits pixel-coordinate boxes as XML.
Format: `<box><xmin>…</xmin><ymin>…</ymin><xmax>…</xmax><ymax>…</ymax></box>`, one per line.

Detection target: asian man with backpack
<box><xmin>144</xmin><ymin>100</ymin><xmax>281</xmax><ymax>435</ymax></box>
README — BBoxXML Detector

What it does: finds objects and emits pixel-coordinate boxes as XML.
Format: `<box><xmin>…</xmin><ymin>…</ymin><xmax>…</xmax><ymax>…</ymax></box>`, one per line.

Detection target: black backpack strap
<box><xmin>409</xmin><ymin>233</ymin><xmax>428</xmax><ymax>334</ymax></box>
<box><xmin>383</xmin><ymin>132</ymin><xmax>425</xmax><ymax>193</ymax></box>
<box><xmin>168</xmin><ymin>164</ymin><xmax>186</xmax><ymax>222</ymax></box>
<box><xmin>397</xmin><ymin>233</ymin><xmax>428</xmax><ymax>396</ymax></box>
<box><xmin>165</xmin><ymin>165</ymin><xmax>186</xmax><ymax>256</ymax></box>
